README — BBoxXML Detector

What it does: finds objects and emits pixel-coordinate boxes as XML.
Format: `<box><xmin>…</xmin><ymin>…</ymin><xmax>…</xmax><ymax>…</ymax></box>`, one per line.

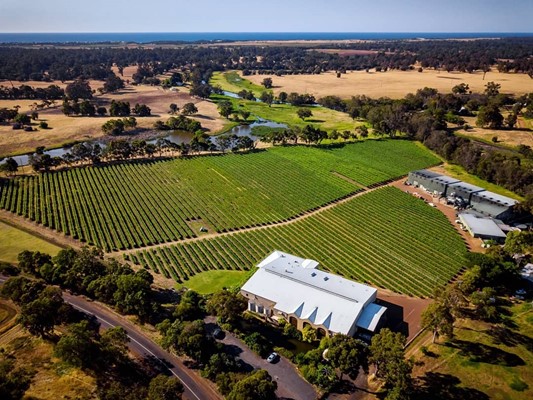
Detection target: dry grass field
<box><xmin>244</xmin><ymin>69</ymin><xmax>533</xmax><ymax>99</ymax></box>
<box><xmin>456</xmin><ymin>116</ymin><xmax>533</xmax><ymax>148</ymax></box>
<box><xmin>0</xmin><ymin>78</ymin><xmax>225</xmax><ymax>156</ymax></box>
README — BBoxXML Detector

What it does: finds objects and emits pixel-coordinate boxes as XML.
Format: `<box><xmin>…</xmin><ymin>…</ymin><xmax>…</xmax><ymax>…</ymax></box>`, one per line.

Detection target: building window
<box><xmin>249</xmin><ymin>303</ymin><xmax>256</xmax><ymax>312</ymax></box>
<box><xmin>257</xmin><ymin>305</ymin><xmax>264</xmax><ymax>314</ymax></box>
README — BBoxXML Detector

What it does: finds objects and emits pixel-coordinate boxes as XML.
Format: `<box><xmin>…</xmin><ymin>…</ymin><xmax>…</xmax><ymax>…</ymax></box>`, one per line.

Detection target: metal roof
<box><xmin>459</xmin><ymin>213</ymin><xmax>507</xmax><ymax>238</ymax></box>
<box><xmin>448</xmin><ymin>181</ymin><xmax>485</xmax><ymax>194</ymax></box>
<box><xmin>242</xmin><ymin>251</ymin><xmax>384</xmax><ymax>335</ymax></box>
<box><xmin>432</xmin><ymin>175</ymin><xmax>461</xmax><ymax>185</ymax></box>
<box><xmin>472</xmin><ymin>191</ymin><xmax>518</xmax><ymax>207</ymax></box>
<box><xmin>410</xmin><ymin>169</ymin><xmax>441</xmax><ymax>179</ymax></box>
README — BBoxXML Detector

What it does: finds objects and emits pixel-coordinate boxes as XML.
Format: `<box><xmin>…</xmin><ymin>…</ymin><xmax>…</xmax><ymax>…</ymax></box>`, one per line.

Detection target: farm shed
<box><xmin>407</xmin><ymin>170</ymin><xmax>460</xmax><ymax>196</ymax></box>
<box><xmin>469</xmin><ymin>191</ymin><xmax>518</xmax><ymax>222</ymax></box>
<box><xmin>241</xmin><ymin>251</ymin><xmax>387</xmax><ymax>338</ymax></box>
<box><xmin>447</xmin><ymin>181</ymin><xmax>485</xmax><ymax>203</ymax></box>
<box><xmin>459</xmin><ymin>213</ymin><xmax>507</xmax><ymax>243</ymax></box>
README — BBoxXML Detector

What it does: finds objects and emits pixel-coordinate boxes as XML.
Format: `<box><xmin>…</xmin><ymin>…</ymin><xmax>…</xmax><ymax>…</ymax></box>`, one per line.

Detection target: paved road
<box><xmin>205</xmin><ymin>317</ymin><xmax>318</xmax><ymax>400</ymax></box>
<box><xmin>0</xmin><ymin>276</ymin><xmax>221</xmax><ymax>400</ymax></box>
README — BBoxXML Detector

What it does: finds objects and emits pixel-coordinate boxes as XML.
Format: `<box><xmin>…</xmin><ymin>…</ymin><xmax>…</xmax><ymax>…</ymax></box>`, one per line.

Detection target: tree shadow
<box><xmin>305</xmin><ymin>119</ymin><xmax>325</xmax><ymax>123</ymax></box>
<box><xmin>445</xmin><ymin>339</ymin><xmax>525</xmax><ymax>366</ymax></box>
<box><xmin>488</xmin><ymin>325</ymin><xmax>533</xmax><ymax>353</ymax></box>
<box><xmin>375</xmin><ymin>299</ymin><xmax>408</xmax><ymax>338</ymax></box>
<box><xmin>412</xmin><ymin>372</ymin><xmax>489</xmax><ymax>400</ymax></box>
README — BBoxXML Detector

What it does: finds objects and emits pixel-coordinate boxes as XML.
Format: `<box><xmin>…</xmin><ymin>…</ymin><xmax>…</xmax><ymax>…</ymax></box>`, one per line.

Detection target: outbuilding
<box><xmin>459</xmin><ymin>213</ymin><xmax>507</xmax><ymax>243</ymax></box>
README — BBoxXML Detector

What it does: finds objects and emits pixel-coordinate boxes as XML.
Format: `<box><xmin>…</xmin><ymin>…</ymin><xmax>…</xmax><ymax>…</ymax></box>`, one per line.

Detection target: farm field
<box><xmin>0</xmin><ymin>140</ymin><xmax>439</xmax><ymax>252</ymax></box>
<box><xmin>457</xmin><ymin>116</ymin><xmax>533</xmax><ymax>148</ymax></box>
<box><xmin>242</xmin><ymin>69</ymin><xmax>533</xmax><ymax>99</ymax></box>
<box><xmin>411</xmin><ymin>301</ymin><xmax>533</xmax><ymax>400</ymax></box>
<box><xmin>131</xmin><ymin>187</ymin><xmax>467</xmax><ymax>297</ymax></box>
<box><xmin>0</xmin><ymin>80</ymin><xmax>226</xmax><ymax>157</ymax></box>
<box><xmin>0</xmin><ymin>220</ymin><xmax>61</xmax><ymax>263</ymax></box>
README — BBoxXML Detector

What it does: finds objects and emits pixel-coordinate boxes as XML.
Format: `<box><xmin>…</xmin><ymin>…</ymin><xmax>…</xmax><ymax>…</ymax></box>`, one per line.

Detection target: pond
<box><xmin>2</xmin><ymin>119</ymin><xmax>287</xmax><ymax>166</ymax></box>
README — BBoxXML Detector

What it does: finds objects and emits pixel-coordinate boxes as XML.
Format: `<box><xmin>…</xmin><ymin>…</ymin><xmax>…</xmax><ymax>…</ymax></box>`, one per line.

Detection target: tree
<box><xmin>452</xmin><ymin>83</ymin><xmax>470</xmax><ymax>95</ymax></box>
<box><xmin>103</xmin><ymin>74</ymin><xmax>125</xmax><ymax>93</ymax></box>
<box><xmin>54</xmin><ymin>320</ymin><xmax>98</xmax><ymax>368</ymax></box>
<box><xmin>218</xmin><ymin>101</ymin><xmax>234</xmax><ymax>119</ymax></box>
<box><xmin>169</xmin><ymin>103</ymin><xmax>179</xmax><ymax>114</ymax></box>
<box><xmin>484</xmin><ymin>81</ymin><xmax>501</xmax><ymax>97</ymax></box>
<box><xmin>18</xmin><ymin>286</ymin><xmax>67</xmax><ymax>337</ymax></box>
<box><xmin>261</xmin><ymin>77</ymin><xmax>273</xmax><ymax>89</ymax></box>
<box><xmin>470</xmin><ymin>287</ymin><xmax>497</xmax><ymax>320</ymax></box>
<box><xmin>147</xmin><ymin>375</ymin><xmax>183</xmax><ymax>400</ymax></box>
<box><xmin>278</xmin><ymin>92</ymin><xmax>288</xmax><ymax>103</ymax></box>
<box><xmin>421</xmin><ymin>286</ymin><xmax>462</xmax><ymax>343</ymax></box>
<box><xmin>297</xmin><ymin>108</ymin><xmax>313</xmax><ymax>121</ymax></box>
<box><xmin>240</xmin><ymin>110</ymin><xmax>251</xmax><ymax>121</ymax></box>
<box><xmin>79</xmin><ymin>100</ymin><xmax>96</xmax><ymax>116</ymax></box>
<box><xmin>109</xmin><ymin>100</ymin><xmax>131</xmax><ymax>117</ymax></box>
<box><xmin>301</xmin><ymin>325</ymin><xmax>317</xmax><ymax>343</ymax></box>
<box><xmin>476</xmin><ymin>104</ymin><xmax>503</xmax><ymax>129</ymax></box>
<box><xmin>259</xmin><ymin>92</ymin><xmax>274</xmax><ymax>107</ymax></box>
<box><xmin>205</xmin><ymin>290</ymin><xmax>247</xmax><ymax>326</ymax></box>
<box><xmin>0</xmin><ymin>157</ymin><xmax>18</xmax><ymax>176</ymax></box>
<box><xmin>66</xmin><ymin>79</ymin><xmax>93</xmax><ymax>100</ymax></box>
<box><xmin>327</xmin><ymin>334</ymin><xmax>369</xmax><ymax>380</ymax></box>
<box><xmin>13</xmin><ymin>113</ymin><xmax>30</xmax><ymax>125</ymax></box>
<box><xmin>504</xmin><ymin>230</ymin><xmax>533</xmax><ymax>254</ymax></box>
<box><xmin>133</xmin><ymin>103</ymin><xmax>151</xmax><ymax>117</ymax></box>
<box><xmin>369</xmin><ymin>329</ymin><xmax>412</xmax><ymax>398</ymax></box>
<box><xmin>227</xmin><ymin>369</ymin><xmax>277</xmax><ymax>400</ymax></box>
<box><xmin>181</xmin><ymin>103</ymin><xmax>198</xmax><ymax>116</ymax></box>
<box><xmin>0</xmin><ymin>353</ymin><xmax>33</xmax><ymax>400</ymax></box>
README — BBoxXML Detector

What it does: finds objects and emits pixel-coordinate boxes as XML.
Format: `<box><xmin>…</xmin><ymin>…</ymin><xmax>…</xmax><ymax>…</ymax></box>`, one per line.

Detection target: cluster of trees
<box><xmin>422</xmin><ymin>231</ymin><xmax>528</xmax><ymax>344</ymax></box>
<box><xmin>62</xmin><ymin>99</ymin><xmax>105</xmax><ymax>116</ymax></box>
<box><xmin>12</xmin><ymin>247</ymin><xmax>160</xmax><ymax>322</ymax></box>
<box><xmin>0</xmin><ymin>84</ymin><xmax>64</xmax><ymax>100</ymax></box>
<box><xmin>0</xmin><ymin>270</ymin><xmax>184</xmax><ymax>399</ymax></box>
<box><xmin>155</xmin><ymin>114</ymin><xmax>202</xmax><ymax>132</ymax></box>
<box><xmin>2</xmin><ymin>38</ymin><xmax>532</xmax><ymax>83</ymax></box>
<box><xmin>102</xmin><ymin>116</ymin><xmax>137</xmax><ymax>135</ymax></box>
<box><xmin>157</xmin><ymin>289</ymin><xmax>277</xmax><ymax>399</ymax></box>
<box><xmin>259</xmin><ymin>125</ymin><xmax>328</xmax><ymax>145</ymax></box>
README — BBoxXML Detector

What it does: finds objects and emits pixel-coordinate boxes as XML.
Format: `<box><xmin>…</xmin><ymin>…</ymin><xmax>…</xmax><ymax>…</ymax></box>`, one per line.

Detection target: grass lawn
<box><xmin>412</xmin><ymin>301</ymin><xmax>533</xmax><ymax>400</ymax></box>
<box><xmin>178</xmin><ymin>270</ymin><xmax>249</xmax><ymax>294</ymax></box>
<box><xmin>0</xmin><ymin>221</ymin><xmax>61</xmax><ymax>263</ymax></box>
<box><xmin>211</xmin><ymin>94</ymin><xmax>359</xmax><ymax>132</ymax></box>
<box><xmin>439</xmin><ymin>164</ymin><xmax>523</xmax><ymax>201</ymax></box>
<box><xmin>211</xmin><ymin>71</ymin><xmax>266</xmax><ymax>97</ymax></box>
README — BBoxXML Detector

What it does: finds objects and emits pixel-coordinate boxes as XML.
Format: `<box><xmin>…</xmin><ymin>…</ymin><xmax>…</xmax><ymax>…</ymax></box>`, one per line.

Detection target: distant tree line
<box><xmin>1</xmin><ymin>38</ymin><xmax>532</xmax><ymax>82</ymax></box>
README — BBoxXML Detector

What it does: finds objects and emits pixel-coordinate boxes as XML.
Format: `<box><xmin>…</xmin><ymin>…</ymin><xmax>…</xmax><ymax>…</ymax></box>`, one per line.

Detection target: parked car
<box><xmin>212</xmin><ymin>327</ymin><xmax>225</xmax><ymax>339</ymax></box>
<box><xmin>267</xmin><ymin>352</ymin><xmax>279</xmax><ymax>363</ymax></box>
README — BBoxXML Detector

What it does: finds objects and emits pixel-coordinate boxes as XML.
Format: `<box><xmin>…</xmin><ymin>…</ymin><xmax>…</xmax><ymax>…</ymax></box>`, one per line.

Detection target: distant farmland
<box><xmin>131</xmin><ymin>187</ymin><xmax>467</xmax><ymax>297</ymax></box>
<box><xmin>0</xmin><ymin>140</ymin><xmax>439</xmax><ymax>252</ymax></box>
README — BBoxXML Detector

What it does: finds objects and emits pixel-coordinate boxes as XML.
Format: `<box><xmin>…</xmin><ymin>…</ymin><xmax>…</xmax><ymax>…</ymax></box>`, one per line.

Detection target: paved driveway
<box><xmin>205</xmin><ymin>318</ymin><xmax>318</xmax><ymax>400</ymax></box>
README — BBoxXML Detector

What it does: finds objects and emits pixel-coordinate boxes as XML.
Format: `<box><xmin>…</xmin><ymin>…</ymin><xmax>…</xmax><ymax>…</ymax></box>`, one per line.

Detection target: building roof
<box><xmin>356</xmin><ymin>303</ymin><xmax>387</xmax><ymax>332</ymax></box>
<box><xmin>410</xmin><ymin>169</ymin><xmax>441</xmax><ymax>179</ymax></box>
<box><xmin>459</xmin><ymin>213</ymin><xmax>507</xmax><ymax>238</ymax></box>
<box><xmin>448</xmin><ymin>181</ymin><xmax>485</xmax><ymax>194</ymax></box>
<box><xmin>241</xmin><ymin>251</ymin><xmax>381</xmax><ymax>335</ymax></box>
<box><xmin>432</xmin><ymin>175</ymin><xmax>461</xmax><ymax>185</ymax></box>
<box><xmin>472</xmin><ymin>191</ymin><xmax>518</xmax><ymax>207</ymax></box>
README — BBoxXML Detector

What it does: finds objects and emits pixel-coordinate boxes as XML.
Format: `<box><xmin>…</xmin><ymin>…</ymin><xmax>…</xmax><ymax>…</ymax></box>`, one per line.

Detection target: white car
<box><xmin>267</xmin><ymin>352</ymin><xmax>279</xmax><ymax>363</ymax></box>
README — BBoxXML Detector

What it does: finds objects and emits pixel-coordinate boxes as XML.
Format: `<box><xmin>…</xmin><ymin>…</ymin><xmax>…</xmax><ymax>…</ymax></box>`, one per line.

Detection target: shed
<box><xmin>459</xmin><ymin>213</ymin><xmax>507</xmax><ymax>242</ymax></box>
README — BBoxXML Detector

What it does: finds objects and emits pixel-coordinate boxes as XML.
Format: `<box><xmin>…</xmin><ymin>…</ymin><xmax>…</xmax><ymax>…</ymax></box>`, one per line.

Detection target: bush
<box><xmin>39</xmin><ymin>121</ymin><xmax>48</xmax><ymax>129</ymax></box>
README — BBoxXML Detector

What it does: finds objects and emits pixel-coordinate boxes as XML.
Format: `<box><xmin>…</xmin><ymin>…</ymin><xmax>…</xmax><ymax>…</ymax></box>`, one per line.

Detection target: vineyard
<box><xmin>0</xmin><ymin>140</ymin><xmax>439</xmax><ymax>252</ymax></box>
<box><xmin>129</xmin><ymin>187</ymin><xmax>466</xmax><ymax>297</ymax></box>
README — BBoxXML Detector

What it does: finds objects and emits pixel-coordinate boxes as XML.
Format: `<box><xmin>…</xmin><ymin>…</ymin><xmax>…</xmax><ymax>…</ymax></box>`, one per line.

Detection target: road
<box><xmin>205</xmin><ymin>317</ymin><xmax>318</xmax><ymax>400</ymax></box>
<box><xmin>0</xmin><ymin>276</ymin><xmax>221</xmax><ymax>400</ymax></box>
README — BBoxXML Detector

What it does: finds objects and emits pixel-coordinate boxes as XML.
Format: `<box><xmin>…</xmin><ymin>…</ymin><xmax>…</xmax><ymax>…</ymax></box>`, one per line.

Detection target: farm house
<box><xmin>240</xmin><ymin>251</ymin><xmax>387</xmax><ymax>338</ymax></box>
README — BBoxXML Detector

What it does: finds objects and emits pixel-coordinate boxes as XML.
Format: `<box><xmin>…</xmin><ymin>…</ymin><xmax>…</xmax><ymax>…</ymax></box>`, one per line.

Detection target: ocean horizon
<box><xmin>1</xmin><ymin>32</ymin><xmax>532</xmax><ymax>44</ymax></box>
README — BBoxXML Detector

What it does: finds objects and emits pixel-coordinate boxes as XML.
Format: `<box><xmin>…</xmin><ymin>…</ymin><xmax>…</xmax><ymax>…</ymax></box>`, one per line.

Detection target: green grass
<box><xmin>413</xmin><ymin>301</ymin><xmax>533</xmax><ymax>400</ymax></box>
<box><xmin>0</xmin><ymin>141</ymin><xmax>439</xmax><ymax>253</ymax></box>
<box><xmin>210</xmin><ymin>71</ymin><xmax>266</xmax><ymax>97</ymax></box>
<box><xmin>443</xmin><ymin>163</ymin><xmax>523</xmax><ymax>201</ymax></box>
<box><xmin>133</xmin><ymin>187</ymin><xmax>466</xmax><ymax>297</ymax></box>
<box><xmin>0</xmin><ymin>220</ymin><xmax>61</xmax><ymax>263</ymax></box>
<box><xmin>177</xmin><ymin>270</ymin><xmax>249</xmax><ymax>294</ymax></box>
<box><xmin>212</xmin><ymin>94</ymin><xmax>358</xmax><ymax>132</ymax></box>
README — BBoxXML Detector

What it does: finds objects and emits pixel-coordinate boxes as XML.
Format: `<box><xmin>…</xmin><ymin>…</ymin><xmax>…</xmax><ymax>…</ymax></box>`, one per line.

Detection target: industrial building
<box><xmin>458</xmin><ymin>213</ymin><xmax>507</xmax><ymax>243</ymax></box>
<box><xmin>241</xmin><ymin>251</ymin><xmax>387</xmax><ymax>338</ymax></box>
<box><xmin>407</xmin><ymin>170</ymin><xmax>518</xmax><ymax>222</ymax></box>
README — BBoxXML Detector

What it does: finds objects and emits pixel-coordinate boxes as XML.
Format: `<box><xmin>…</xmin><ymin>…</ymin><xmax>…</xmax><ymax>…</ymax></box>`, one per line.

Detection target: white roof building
<box><xmin>241</xmin><ymin>251</ymin><xmax>387</xmax><ymax>337</ymax></box>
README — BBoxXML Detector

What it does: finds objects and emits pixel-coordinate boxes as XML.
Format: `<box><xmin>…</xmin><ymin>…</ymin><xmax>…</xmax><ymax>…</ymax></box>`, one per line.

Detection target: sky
<box><xmin>0</xmin><ymin>0</ymin><xmax>531</xmax><ymax>33</ymax></box>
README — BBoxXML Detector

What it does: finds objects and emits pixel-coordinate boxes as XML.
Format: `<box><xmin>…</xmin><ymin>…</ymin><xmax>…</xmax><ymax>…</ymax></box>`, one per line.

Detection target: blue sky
<box><xmin>0</xmin><ymin>0</ymin><xmax>531</xmax><ymax>32</ymax></box>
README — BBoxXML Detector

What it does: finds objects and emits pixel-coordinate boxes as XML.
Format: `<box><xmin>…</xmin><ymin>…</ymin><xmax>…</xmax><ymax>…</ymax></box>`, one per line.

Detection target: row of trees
<box><xmin>2</xmin><ymin>38</ymin><xmax>532</xmax><ymax>82</ymax></box>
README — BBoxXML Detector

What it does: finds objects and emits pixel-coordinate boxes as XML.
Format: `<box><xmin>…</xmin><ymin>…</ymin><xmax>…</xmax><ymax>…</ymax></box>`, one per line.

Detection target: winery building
<box><xmin>240</xmin><ymin>251</ymin><xmax>387</xmax><ymax>338</ymax></box>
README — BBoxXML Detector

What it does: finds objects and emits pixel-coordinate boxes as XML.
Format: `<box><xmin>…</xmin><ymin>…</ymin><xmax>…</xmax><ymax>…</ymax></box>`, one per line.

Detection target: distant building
<box><xmin>407</xmin><ymin>169</ymin><xmax>518</xmax><ymax>222</ymax></box>
<box><xmin>240</xmin><ymin>251</ymin><xmax>387</xmax><ymax>338</ymax></box>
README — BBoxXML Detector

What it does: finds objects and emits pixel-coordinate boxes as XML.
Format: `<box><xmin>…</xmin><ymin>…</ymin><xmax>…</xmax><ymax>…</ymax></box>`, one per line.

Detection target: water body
<box><xmin>1</xmin><ymin>32</ymin><xmax>532</xmax><ymax>44</ymax></box>
<box><xmin>2</xmin><ymin>119</ymin><xmax>287</xmax><ymax>166</ymax></box>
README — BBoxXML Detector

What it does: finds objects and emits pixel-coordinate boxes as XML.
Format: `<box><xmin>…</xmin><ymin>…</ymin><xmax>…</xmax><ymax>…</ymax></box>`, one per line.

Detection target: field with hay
<box><xmin>243</xmin><ymin>69</ymin><xmax>533</xmax><ymax>99</ymax></box>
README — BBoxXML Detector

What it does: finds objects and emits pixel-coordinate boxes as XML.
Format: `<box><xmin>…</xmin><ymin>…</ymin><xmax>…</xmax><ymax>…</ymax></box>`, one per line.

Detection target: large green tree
<box><xmin>205</xmin><ymin>290</ymin><xmax>247</xmax><ymax>326</ymax></box>
<box><xmin>147</xmin><ymin>375</ymin><xmax>183</xmax><ymax>400</ymax></box>
<box><xmin>227</xmin><ymin>369</ymin><xmax>277</xmax><ymax>400</ymax></box>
